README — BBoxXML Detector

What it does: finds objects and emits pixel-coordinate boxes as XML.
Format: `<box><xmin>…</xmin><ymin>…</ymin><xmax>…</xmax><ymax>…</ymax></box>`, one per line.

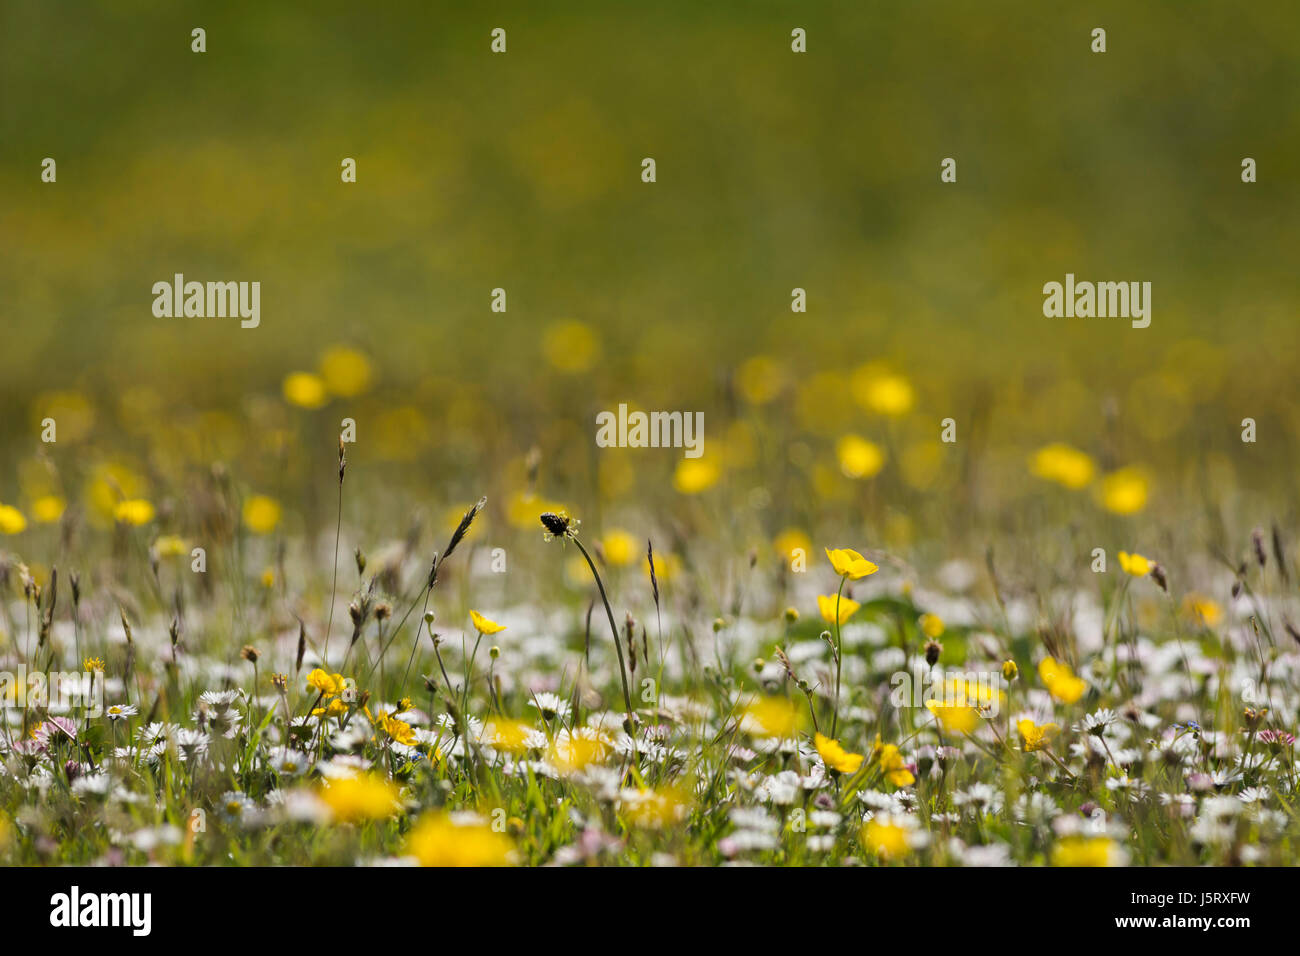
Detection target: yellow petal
<box><xmin>469</xmin><ymin>610</ymin><xmax>507</xmax><ymax>635</ymax></box>
<box><xmin>817</xmin><ymin>593</ymin><xmax>862</xmax><ymax>625</ymax></box>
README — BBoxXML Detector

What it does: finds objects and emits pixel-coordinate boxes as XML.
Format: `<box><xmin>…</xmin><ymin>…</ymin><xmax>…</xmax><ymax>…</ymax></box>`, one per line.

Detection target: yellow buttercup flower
<box><xmin>469</xmin><ymin>610</ymin><xmax>506</xmax><ymax>635</ymax></box>
<box><xmin>1038</xmin><ymin>656</ymin><xmax>1087</xmax><ymax>704</ymax></box>
<box><xmin>673</xmin><ymin>458</ymin><xmax>720</xmax><ymax>494</ymax></box>
<box><xmin>318</xmin><ymin>774</ymin><xmax>400</xmax><ymax>823</ymax></box>
<box><xmin>926</xmin><ymin>699</ymin><xmax>979</xmax><ymax>735</ymax></box>
<box><xmin>318</xmin><ymin>346</ymin><xmax>372</xmax><ymax>397</ymax></box>
<box><xmin>541</xmin><ymin>320</ymin><xmax>599</xmax><ymax>373</ymax></box>
<box><xmin>312</xmin><ymin>699</ymin><xmax>348</xmax><ymax>718</ymax></box>
<box><xmin>1098</xmin><ymin>467</ymin><xmax>1149</xmax><ymax>515</ymax></box>
<box><xmin>773</xmin><ymin>528</ymin><xmax>812</xmax><ymax>561</ymax></box>
<box><xmin>817</xmin><ymin>593</ymin><xmax>861</xmax><ymax>626</ymax></box>
<box><xmin>1051</xmin><ymin>835</ymin><xmax>1124</xmax><ymax>867</ymax></box>
<box><xmin>282</xmin><ymin>371</ymin><xmax>329</xmax><ymax>409</ymax></box>
<box><xmin>152</xmin><ymin>534</ymin><xmax>187</xmax><ymax>557</ymax></box>
<box><xmin>405</xmin><ymin>812</ymin><xmax>514</xmax><ymax>866</ymax></box>
<box><xmin>507</xmin><ymin>491</ymin><xmax>568</xmax><ymax>529</ymax></box>
<box><xmin>825</xmin><ymin>547</ymin><xmax>879</xmax><ymax>580</ymax></box>
<box><xmin>621</xmin><ymin>785</ymin><xmax>690</xmax><ymax>829</ymax></box>
<box><xmin>933</xmin><ymin>675</ymin><xmax>1004</xmax><ymax>712</ymax></box>
<box><xmin>735</xmin><ymin>355</ymin><xmax>786</xmax><ymax>405</ymax></box>
<box><xmin>548</xmin><ymin>731</ymin><xmax>613</xmax><ymax>773</ymax></box>
<box><xmin>242</xmin><ymin>495</ymin><xmax>282</xmax><ymax>534</ymax></box>
<box><xmin>836</xmin><ymin>434</ymin><xmax>886</xmax><ymax>479</ymax></box>
<box><xmin>740</xmin><ymin>696</ymin><xmax>800</xmax><ymax>739</ymax></box>
<box><xmin>0</xmin><ymin>505</ymin><xmax>27</xmax><ymax>535</ymax></box>
<box><xmin>31</xmin><ymin>495</ymin><xmax>66</xmax><ymax>524</ymax></box>
<box><xmin>306</xmin><ymin>668</ymin><xmax>346</xmax><ymax>699</ymax></box>
<box><xmin>601</xmin><ymin>529</ymin><xmax>638</xmax><ymax>566</ymax></box>
<box><xmin>33</xmin><ymin>390</ymin><xmax>94</xmax><ymax>442</ymax></box>
<box><xmin>851</xmin><ymin>366</ymin><xmax>915</xmax><ymax>417</ymax></box>
<box><xmin>862</xmin><ymin>817</ymin><xmax>911</xmax><ymax>859</ymax></box>
<box><xmin>1029</xmin><ymin>443</ymin><xmax>1096</xmax><ymax>490</ymax></box>
<box><xmin>85</xmin><ymin>462</ymin><xmax>145</xmax><ymax>525</ymax></box>
<box><xmin>485</xmin><ymin>718</ymin><xmax>534</xmax><ymax>754</ymax></box>
<box><xmin>874</xmin><ymin>739</ymin><xmax>915</xmax><ymax>787</ymax></box>
<box><xmin>113</xmin><ymin>499</ymin><xmax>156</xmax><ymax>526</ymax></box>
<box><xmin>919</xmin><ymin>613</ymin><xmax>944</xmax><ymax>638</ymax></box>
<box><xmin>1117</xmin><ymin>551</ymin><xmax>1151</xmax><ymax>576</ymax></box>
<box><xmin>814</xmin><ymin>732</ymin><xmax>864</xmax><ymax>774</ymax></box>
<box><xmin>1017</xmin><ymin>719</ymin><xmax>1060</xmax><ymax>752</ymax></box>
<box><xmin>374</xmin><ymin>710</ymin><xmax>416</xmax><ymax>746</ymax></box>
<box><xmin>1182</xmin><ymin>593</ymin><xmax>1222</xmax><ymax>628</ymax></box>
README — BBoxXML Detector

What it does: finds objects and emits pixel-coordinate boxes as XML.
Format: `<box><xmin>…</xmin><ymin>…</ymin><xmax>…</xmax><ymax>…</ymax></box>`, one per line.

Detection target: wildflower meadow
<box><xmin>0</xmin><ymin>4</ymin><xmax>1296</xmax><ymax>922</ymax></box>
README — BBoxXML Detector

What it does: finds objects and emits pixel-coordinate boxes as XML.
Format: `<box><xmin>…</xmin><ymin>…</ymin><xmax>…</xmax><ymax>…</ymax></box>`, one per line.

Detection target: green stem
<box><xmin>831</xmin><ymin>576</ymin><xmax>846</xmax><ymax>738</ymax></box>
<box><xmin>572</xmin><ymin>538</ymin><xmax>635</xmax><ymax>723</ymax></box>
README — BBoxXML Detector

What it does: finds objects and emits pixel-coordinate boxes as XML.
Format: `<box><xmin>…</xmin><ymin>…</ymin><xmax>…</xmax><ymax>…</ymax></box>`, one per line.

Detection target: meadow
<box><xmin>1</xmin><ymin>353</ymin><xmax>1297</xmax><ymax>867</ymax></box>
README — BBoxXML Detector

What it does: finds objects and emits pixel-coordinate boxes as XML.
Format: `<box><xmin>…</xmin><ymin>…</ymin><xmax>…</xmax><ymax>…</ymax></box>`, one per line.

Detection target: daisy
<box><xmin>269</xmin><ymin>750</ymin><xmax>309</xmax><ymax>777</ymax></box>
<box><xmin>174</xmin><ymin>728</ymin><xmax>210</xmax><ymax>761</ymax></box>
<box><xmin>1073</xmin><ymin>708</ymin><xmax>1116</xmax><ymax>735</ymax></box>
<box><xmin>729</xmin><ymin>807</ymin><xmax>779</xmax><ymax>831</ymax></box>
<box><xmin>33</xmin><ymin>715</ymin><xmax>78</xmax><ymax>746</ymax></box>
<box><xmin>1012</xmin><ymin>792</ymin><xmax>1060</xmax><ymax>824</ymax></box>
<box><xmin>528</xmin><ymin>692</ymin><xmax>572</xmax><ymax>722</ymax></box>
<box><xmin>1105</xmin><ymin>775</ymin><xmax>1150</xmax><ymax>796</ymax></box>
<box><xmin>955</xmin><ymin>841</ymin><xmax>1012</xmax><ymax>867</ymax></box>
<box><xmin>135</xmin><ymin>722</ymin><xmax>179</xmax><ymax>746</ymax></box>
<box><xmin>218</xmin><ymin>791</ymin><xmax>258</xmax><ymax>825</ymax></box>
<box><xmin>753</xmin><ymin>770</ymin><xmax>801</xmax><ymax>805</ymax></box>
<box><xmin>954</xmin><ymin>783</ymin><xmax>1004</xmax><ymax>814</ymax></box>
<box><xmin>198</xmin><ymin>689</ymin><xmax>243</xmax><ymax>708</ymax></box>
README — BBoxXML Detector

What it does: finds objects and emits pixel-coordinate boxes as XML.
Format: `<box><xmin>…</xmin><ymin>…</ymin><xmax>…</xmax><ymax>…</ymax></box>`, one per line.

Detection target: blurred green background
<box><xmin>1</xmin><ymin>0</ymin><xmax>1298</xmax><ymax>556</ymax></box>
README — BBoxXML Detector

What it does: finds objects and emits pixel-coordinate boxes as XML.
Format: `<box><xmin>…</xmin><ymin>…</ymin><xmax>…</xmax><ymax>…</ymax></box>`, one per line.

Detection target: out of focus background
<box><xmin>1</xmin><ymin>0</ymin><xmax>1298</xmax><ymax>585</ymax></box>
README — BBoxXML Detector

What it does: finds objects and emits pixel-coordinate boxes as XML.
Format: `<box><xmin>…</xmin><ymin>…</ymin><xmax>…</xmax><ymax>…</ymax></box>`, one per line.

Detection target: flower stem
<box><xmin>830</xmin><ymin>576</ymin><xmax>846</xmax><ymax>737</ymax></box>
<box><xmin>572</xmin><ymin>537</ymin><xmax>636</xmax><ymax>724</ymax></box>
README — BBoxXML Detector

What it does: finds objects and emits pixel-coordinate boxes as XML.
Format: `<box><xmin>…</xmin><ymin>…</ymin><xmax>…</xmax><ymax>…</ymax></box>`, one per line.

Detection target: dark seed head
<box><xmin>540</xmin><ymin>512</ymin><xmax>570</xmax><ymax>537</ymax></box>
<box><xmin>924</xmin><ymin>640</ymin><xmax>943</xmax><ymax>667</ymax></box>
<box><xmin>1149</xmin><ymin>563</ymin><xmax>1168</xmax><ymax>593</ymax></box>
